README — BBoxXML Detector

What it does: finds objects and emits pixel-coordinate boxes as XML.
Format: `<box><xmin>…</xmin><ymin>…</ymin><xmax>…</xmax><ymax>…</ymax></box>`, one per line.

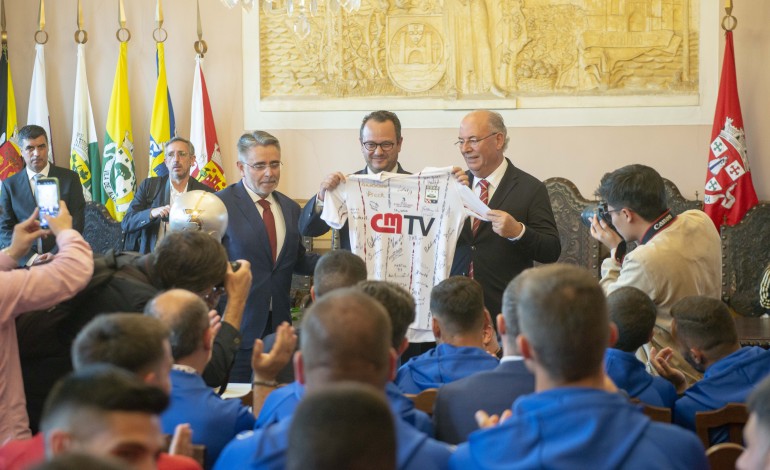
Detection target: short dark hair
<box><xmin>30</xmin><ymin>453</ymin><xmax>131</xmax><ymax>470</ymax></box>
<box><xmin>300</xmin><ymin>288</ymin><xmax>392</xmax><ymax>388</ymax></box>
<box><xmin>314</xmin><ymin>250</ymin><xmax>368</xmax><ymax>298</ymax></box>
<box><xmin>357</xmin><ymin>280</ymin><xmax>415</xmax><ymax>349</ymax></box>
<box><xmin>152</xmin><ymin>231</ymin><xmax>228</xmax><ymax>293</ymax></box>
<box><xmin>608</xmin><ymin>287</ymin><xmax>657</xmax><ymax>352</ymax></box>
<box><xmin>165</xmin><ymin>137</ymin><xmax>195</xmax><ymax>156</ymax></box>
<box><xmin>237</xmin><ymin>130</ymin><xmax>281</xmax><ymax>158</ymax></box>
<box><xmin>597</xmin><ymin>164</ymin><xmax>667</xmax><ymax>221</ymax></box>
<box><xmin>72</xmin><ymin>314</ymin><xmax>169</xmax><ymax>376</ymax></box>
<box><xmin>360</xmin><ymin>111</ymin><xmax>402</xmax><ymax>142</ymax></box>
<box><xmin>144</xmin><ymin>290</ymin><xmax>210</xmax><ymax>361</ymax></box>
<box><xmin>287</xmin><ymin>382</ymin><xmax>396</xmax><ymax>470</ymax></box>
<box><xmin>430</xmin><ymin>276</ymin><xmax>485</xmax><ymax>336</ymax></box>
<box><xmin>514</xmin><ymin>264</ymin><xmax>609</xmax><ymax>383</ymax></box>
<box><xmin>671</xmin><ymin>296</ymin><xmax>738</xmax><ymax>354</ymax></box>
<box><xmin>40</xmin><ymin>365</ymin><xmax>168</xmax><ymax>438</ymax></box>
<box><xmin>748</xmin><ymin>375</ymin><xmax>770</xmax><ymax>437</ymax></box>
<box><xmin>18</xmin><ymin>124</ymin><xmax>48</xmax><ymax>145</ymax></box>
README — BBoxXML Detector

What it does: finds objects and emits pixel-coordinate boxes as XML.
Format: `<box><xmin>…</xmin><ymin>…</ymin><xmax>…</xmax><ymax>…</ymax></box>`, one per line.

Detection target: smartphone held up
<box><xmin>35</xmin><ymin>177</ymin><xmax>60</xmax><ymax>229</ymax></box>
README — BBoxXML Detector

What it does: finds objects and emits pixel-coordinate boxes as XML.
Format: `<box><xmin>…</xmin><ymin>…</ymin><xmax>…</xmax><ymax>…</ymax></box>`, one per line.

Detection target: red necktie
<box><xmin>469</xmin><ymin>179</ymin><xmax>489</xmax><ymax>279</ymax></box>
<box><xmin>258</xmin><ymin>198</ymin><xmax>277</xmax><ymax>264</ymax></box>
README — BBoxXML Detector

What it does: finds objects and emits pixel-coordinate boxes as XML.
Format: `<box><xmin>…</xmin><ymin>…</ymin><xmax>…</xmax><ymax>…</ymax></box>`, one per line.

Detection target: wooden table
<box><xmin>734</xmin><ymin>315</ymin><xmax>770</xmax><ymax>348</ymax></box>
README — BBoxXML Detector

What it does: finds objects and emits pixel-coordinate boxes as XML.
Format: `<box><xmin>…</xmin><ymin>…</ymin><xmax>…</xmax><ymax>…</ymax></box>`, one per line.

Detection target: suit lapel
<box><xmin>272</xmin><ymin>191</ymin><xmax>292</xmax><ymax>267</ymax></box>
<box><xmin>487</xmin><ymin>159</ymin><xmax>517</xmax><ymax>209</ymax></box>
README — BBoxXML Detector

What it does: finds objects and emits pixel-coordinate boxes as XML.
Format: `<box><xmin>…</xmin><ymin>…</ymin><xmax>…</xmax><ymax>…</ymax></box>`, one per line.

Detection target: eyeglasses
<box><xmin>454</xmin><ymin>132</ymin><xmax>499</xmax><ymax>148</ymax></box>
<box><xmin>166</xmin><ymin>151</ymin><xmax>191</xmax><ymax>160</ymax></box>
<box><xmin>362</xmin><ymin>141</ymin><xmax>396</xmax><ymax>152</ymax></box>
<box><xmin>242</xmin><ymin>161</ymin><xmax>283</xmax><ymax>171</ymax></box>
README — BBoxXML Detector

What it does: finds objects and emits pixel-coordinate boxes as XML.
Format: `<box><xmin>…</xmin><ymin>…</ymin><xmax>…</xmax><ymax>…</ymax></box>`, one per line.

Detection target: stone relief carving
<box><xmin>258</xmin><ymin>0</ymin><xmax>698</xmax><ymax>106</ymax></box>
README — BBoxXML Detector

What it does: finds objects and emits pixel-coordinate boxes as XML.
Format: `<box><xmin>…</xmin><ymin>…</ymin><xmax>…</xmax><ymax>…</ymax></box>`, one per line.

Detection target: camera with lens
<box><xmin>580</xmin><ymin>202</ymin><xmax>615</xmax><ymax>230</ymax></box>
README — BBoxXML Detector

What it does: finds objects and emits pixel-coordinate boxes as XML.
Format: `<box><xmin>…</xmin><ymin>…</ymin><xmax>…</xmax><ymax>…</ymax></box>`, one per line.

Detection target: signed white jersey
<box><xmin>321</xmin><ymin>167</ymin><xmax>478</xmax><ymax>342</ymax></box>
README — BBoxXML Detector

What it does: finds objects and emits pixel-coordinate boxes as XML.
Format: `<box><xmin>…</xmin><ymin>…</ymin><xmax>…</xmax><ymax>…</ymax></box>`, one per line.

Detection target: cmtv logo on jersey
<box><xmin>371</xmin><ymin>213</ymin><xmax>435</xmax><ymax>236</ymax></box>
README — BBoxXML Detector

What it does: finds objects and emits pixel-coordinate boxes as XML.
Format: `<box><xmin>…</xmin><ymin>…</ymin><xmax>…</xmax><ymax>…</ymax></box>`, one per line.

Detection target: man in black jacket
<box><xmin>122</xmin><ymin>137</ymin><xmax>214</xmax><ymax>253</ymax></box>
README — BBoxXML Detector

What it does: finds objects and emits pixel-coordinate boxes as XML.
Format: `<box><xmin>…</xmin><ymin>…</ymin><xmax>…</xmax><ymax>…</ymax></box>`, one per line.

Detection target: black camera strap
<box><xmin>640</xmin><ymin>209</ymin><xmax>676</xmax><ymax>245</ymax></box>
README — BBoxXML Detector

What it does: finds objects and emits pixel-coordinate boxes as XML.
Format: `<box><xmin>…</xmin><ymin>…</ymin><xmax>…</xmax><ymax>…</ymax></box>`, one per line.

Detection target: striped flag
<box><xmin>190</xmin><ymin>56</ymin><xmax>226</xmax><ymax>190</ymax></box>
<box><xmin>70</xmin><ymin>43</ymin><xmax>101</xmax><ymax>202</ymax></box>
<box><xmin>27</xmin><ymin>43</ymin><xmax>53</xmax><ymax>162</ymax></box>
<box><xmin>148</xmin><ymin>42</ymin><xmax>175</xmax><ymax>177</ymax></box>
<box><xmin>102</xmin><ymin>41</ymin><xmax>136</xmax><ymax>221</ymax></box>
<box><xmin>0</xmin><ymin>43</ymin><xmax>22</xmax><ymax>180</ymax></box>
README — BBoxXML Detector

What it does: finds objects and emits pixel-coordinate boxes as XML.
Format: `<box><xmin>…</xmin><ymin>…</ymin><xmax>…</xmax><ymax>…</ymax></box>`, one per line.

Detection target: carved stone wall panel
<box><xmin>257</xmin><ymin>0</ymin><xmax>699</xmax><ymax>110</ymax></box>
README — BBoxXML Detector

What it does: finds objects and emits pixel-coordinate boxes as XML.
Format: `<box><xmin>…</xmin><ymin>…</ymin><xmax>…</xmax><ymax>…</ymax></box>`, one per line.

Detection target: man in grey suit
<box><xmin>0</xmin><ymin>125</ymin><xmax>85</xmax><ymax>264</ymax></box>
<box><xmin>122</xmin><ymin>137</ymin><xmax>214</xmax><ymax>253</ymax></box>
<box><xmin>433</xmin><ymin>275</ymin><xmax>535</xmax><ymax>444</ymax></box>
<box><xmin>217</xmin><ymin>130</ymin><xmax>318</xmax><ymax>382</ymax></box>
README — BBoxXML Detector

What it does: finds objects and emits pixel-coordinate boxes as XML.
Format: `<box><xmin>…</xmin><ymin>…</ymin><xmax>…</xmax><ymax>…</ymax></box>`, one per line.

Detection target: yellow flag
<box><xmin>101</xmin><ymin>41</ymin><xmax>135</xmax><ymax>221</ymax></box>
<box><xmin>149</xmin><ymin>42</ymin><xmax>175</xmax><ymax>177</ymax></box>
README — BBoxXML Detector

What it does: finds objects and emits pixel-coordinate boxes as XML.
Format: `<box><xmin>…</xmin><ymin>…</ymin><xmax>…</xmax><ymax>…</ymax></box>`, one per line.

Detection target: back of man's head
<box><xmin>513</xmin><ymin>264</ymin><xmax>609</xmax><ymax>383</ymax></box>
<box><xmin>300</xmin><ymin>288</ymin><xmax>392</xmax><ymax>390</ymax></box>
<box><xmin>313</xmin><ymin>250</ymin><xmax>368</xmax><ymax>297</ymax></box>
<box><xmin>671</xmin><ymin>296</ymin><xmax>738</xmax><ymax>358</ymax></box>
<box><xmin>741</xmin><ymin>375</ymin><xmax>770</xmax><ymax>470</ymax></box>
<box><xmin>357</xmin><ymin>280</ymin><xmax>415</xmax><ymax>350</ymax></box>
<box><xmin>40</xmin><ymin>365</ymin><xmax>168</xmax><ymax>463</ymax></box>
<box><xmin>72</xmin><ymin>314</ymin><xmax>171</xmax><ymax>394</ymax></box>
<box><xmin>608</xmin><ymin>287</ymin><xmax>657</xmax><ymax>352</ymax></box>
<box><xmin>286</xmin><ymin>382</ymin><xmax>396</xmax><ymax>470</ymax></box>
<box><xmin>597</xmin><ymin>164</ymin><xmax>667</xmax><ymax>222</ymax></box>
<box><xmin>153</xmin><ymin>231</ymin><xmax>228</xmax><ymax>293</ymax></box>
<box><xmin>144</xmin><ymin>289</ymin><xmax>210</xmax><ymax>362</ymax></box>
<box><xmin>430</xmin><ymin>276</ymin><xmax>485</xmax><ymax>337</ymax></box>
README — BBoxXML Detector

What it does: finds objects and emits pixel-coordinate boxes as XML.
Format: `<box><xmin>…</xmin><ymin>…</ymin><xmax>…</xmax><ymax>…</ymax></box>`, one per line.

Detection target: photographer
<box><xmin>589</xmin><ymin>164</ymin><xmax>721</xmax><ymax>383</ymax></box>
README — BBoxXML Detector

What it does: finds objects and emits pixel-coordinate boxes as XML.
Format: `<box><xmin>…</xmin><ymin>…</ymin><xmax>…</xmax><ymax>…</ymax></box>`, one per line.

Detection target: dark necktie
<box><xmin>258</xmin><ymin>198</ymin><xmax>277</xmax><ymax>264</ymax></box>
<box><xmin>469</xmin><ymin>179</ymin><xmax>489</xmax><ymax>279</ymax></box>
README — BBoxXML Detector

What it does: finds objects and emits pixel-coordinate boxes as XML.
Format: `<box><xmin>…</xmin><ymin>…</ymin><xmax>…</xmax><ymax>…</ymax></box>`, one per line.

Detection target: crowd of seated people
<box><xmin>3</xmin><ymin>145</ymin><xmax>770</xmax><ymax>470</ymax></box>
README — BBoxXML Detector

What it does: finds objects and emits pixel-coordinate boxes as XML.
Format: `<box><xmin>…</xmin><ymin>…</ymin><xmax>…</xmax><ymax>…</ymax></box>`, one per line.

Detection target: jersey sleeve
<box><xmin>320</xmin><ymin>180</ymin><xmax>348</xmax><ymax>230</ymax></box>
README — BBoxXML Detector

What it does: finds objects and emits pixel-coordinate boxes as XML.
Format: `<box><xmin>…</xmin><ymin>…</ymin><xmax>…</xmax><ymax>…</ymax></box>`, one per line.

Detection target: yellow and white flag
<box><xmin>102</xmin><ymin>41</ymin><xmax>135</xmax><ymax>221</ymax></box>
<box><xmin>0</xmin><ymin>42</ymin><xmax>22</xmax><ymax>180</ymax></box>
<box><xmin>148</xmin><ymin>41</ymin><xmax>175</xmax><ymax>177</ymax></box>
<box><xmin>70</xmin><ymin>43</ymin><xmax>100</xmax><ymax>202</ymax></box>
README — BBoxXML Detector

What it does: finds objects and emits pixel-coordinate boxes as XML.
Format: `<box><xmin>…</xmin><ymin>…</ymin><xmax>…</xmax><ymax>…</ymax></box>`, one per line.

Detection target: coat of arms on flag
<box><xmin>703</xmin><ymin>30</ymin><xmax>758</xmax><ymax>228</ymax></box>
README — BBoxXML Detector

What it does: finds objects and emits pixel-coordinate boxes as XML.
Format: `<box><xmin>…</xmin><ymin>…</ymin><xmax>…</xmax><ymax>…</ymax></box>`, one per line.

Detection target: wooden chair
<box><xmin>641</xmin><ymin>403</ymin><xmax>672</xmax><ymax>424</ymax></box>
<box><xmin>695</xmin><ymin>403</ymin><xmax>748</xmax><ymax>448</ymax></box>
<box><xmin>706</xmin><ymin>442</ymin><xmax>744</xmax><ymax>470</ymax></box>
<box><xmin>405</xmin><ymin>388</ymin><xmax>438</xmax><ymax>416</ymax></box>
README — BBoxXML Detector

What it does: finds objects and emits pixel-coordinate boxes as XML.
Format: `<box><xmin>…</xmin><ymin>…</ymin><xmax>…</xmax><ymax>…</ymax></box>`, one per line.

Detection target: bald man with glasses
<box><xmin>450</xmin><ymin>109</ymin><xmax>561</xmax><ymax>321</ymax></box>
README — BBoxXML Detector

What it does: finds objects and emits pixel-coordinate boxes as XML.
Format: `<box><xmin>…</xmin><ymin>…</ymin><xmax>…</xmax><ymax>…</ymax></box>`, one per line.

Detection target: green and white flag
<box><xmin>70</xmin><ymin>43</ymin><xmax>101</xmax><ymax>202</ymax></box>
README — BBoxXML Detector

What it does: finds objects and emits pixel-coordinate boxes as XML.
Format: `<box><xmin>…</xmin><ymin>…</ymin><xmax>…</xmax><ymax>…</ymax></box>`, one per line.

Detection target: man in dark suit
<box><xmin>299</xmin><ymin>110</ymin><xmax>410</xmax><ymax>250</ymax></box>
<box><xmin>123</xmin><ymin>137</ymin><xmax>214</xmax><ymax>253</ymax></box>
<box><xmin>450</xmin><ymin>110</ymin><xmax>561</xmax><ymax>319</ymax></box>
<box><xmin>0</xmin><ymin>125</ymin><xmax>85</xmax><ymax>264</ymax></box>
<box><xmin>433</xmin><ymin>276</ymin><xmax>535</xmax><ymax>444</ymax></box>
<box><xmin>217</xmin><ymin>130</ymin><xmax>318</xmax><ymax>382</ymax></box>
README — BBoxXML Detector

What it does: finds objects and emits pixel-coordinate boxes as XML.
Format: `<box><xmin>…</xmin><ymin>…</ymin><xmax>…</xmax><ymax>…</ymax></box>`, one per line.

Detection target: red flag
<box><xmin>703</xmin><ymin>31</ymin><xmax>758</xmax><ymax>228</ymax></box>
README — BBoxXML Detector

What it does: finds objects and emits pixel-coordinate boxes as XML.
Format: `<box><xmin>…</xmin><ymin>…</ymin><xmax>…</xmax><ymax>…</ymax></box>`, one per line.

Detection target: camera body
<box><xmin>580</xmin><ymin>202</ymin><xmax>615</xmax><ymax>230</ymax></box>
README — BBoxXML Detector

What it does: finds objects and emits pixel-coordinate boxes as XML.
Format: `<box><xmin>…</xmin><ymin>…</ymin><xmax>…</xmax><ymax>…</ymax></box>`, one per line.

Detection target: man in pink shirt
<box><xmin>0</xmin><ymin>202</ymin><xmax>94</xmax><ymax>444</ymax></box>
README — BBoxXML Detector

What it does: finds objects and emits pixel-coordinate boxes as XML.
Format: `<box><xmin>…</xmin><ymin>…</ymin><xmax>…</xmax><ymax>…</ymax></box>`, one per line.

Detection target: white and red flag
<box><xmin>703</xmin><ymin>31</ymin><xmax>758</xmax><ymax>228</ymax></box>
<box><xmin>190</xmin><ymin>55</ymin><xmax>226</xmax><ymax>191</ymax></box>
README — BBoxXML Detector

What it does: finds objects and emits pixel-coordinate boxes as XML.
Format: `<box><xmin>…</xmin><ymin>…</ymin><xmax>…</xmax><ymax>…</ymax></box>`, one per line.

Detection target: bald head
<box><xmin>299</xmin><ymin>288</ymin><xmax>393</xmax><ymax>391</ymax></box>
<box><xmin>144</xmin><ymin>289</ymin><xmax>210</xmax><ymax>361</ymax></box>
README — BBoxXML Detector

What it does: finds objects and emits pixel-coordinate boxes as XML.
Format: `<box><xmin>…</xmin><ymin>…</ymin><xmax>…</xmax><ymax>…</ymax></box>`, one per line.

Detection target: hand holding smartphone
<box><xmin>35</xmin><ymin>177</ymin><xmax>60</xmax><ymax>229</ymax></box>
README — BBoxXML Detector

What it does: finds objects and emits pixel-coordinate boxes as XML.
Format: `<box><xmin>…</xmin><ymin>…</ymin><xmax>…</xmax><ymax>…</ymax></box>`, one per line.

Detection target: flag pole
<box><xmin>154</xmin><ymin>0</ymin><xmax>167</xmax><ymax>43</ymax></box>
<box><xmin>75</xmin><ymin>0</ymin><xmax>87</xmax><ymax>44</ymax></box>
<box><xmin>117</xmin><ymin>0</ymin><xmax>131</xmax><ymax>43</ymax></box>
<box><xmin>35</xmin><ymin>0</ymin><xmax>47</xmax><ymax>44</ymax></box>
<box><xmin>722</xmin><ymin>0</ymin><xmax>737</xmax><ymax>31</ymax></box>
<box><xmin>194</xmin><ymin>0</ymin><xmax>208</xmax><ymax>58</ymax></box>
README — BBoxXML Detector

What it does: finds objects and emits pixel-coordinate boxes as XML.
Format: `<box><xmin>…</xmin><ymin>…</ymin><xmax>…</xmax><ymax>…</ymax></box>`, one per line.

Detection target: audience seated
<box><xmin>450</xmin><ymin>264</ymin><xmax>707</xmax><ymax>469</ymax></box>
<box><xmin>261</xmin><ymin>249</ymin><xmax>368</xmax><ymax>384</ymax></box>
<box><xmin>146</xmin><ymin>290</ymin><xmax>256</xmax><ymax>468</ymax></box>
<box><xmin>395</xmin><ymin>277</ymin><xmax>499</xmax><ymax>394</ymax></box>
<box><xmin>286</xmin><ymin>383</ymin><xmax>396</xmax><ymax>470</ymax></box>
<box><xmin>604</xmin><ymin>286</ymin><xmax>677</xmax><ymax>408</ymax></box>
<box><xmin>214</xmin><ymin>288</ymin><xmax>452</xmax><ymax>470</ymax></box>
<box><xmin>433</xmin><ymin>276</ymin><xmax>535</xmax><ymax>444</ymax></box>
<box><xmin>737</xmin><ymin>375</ymin><xmax>770</xmax><ymax>470</ymax></box>
<box><xmin>256</xmin><ymin>281</ymin><xmax>433</xmax><ymax>437</ymax></box>
<box><xmin>0</xmin><ymin>364</ymin><xmax>186</xmax><ymax>470</ymax></box>
<box><xmin>0</xmin><ymin>203</ymin><xmax>93</xmax><ymax>443</ymax></box>
<box><xmin>652</xmin><ymin>296</ymin><xmax>770</xmax><ymax>445</ymax></box>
